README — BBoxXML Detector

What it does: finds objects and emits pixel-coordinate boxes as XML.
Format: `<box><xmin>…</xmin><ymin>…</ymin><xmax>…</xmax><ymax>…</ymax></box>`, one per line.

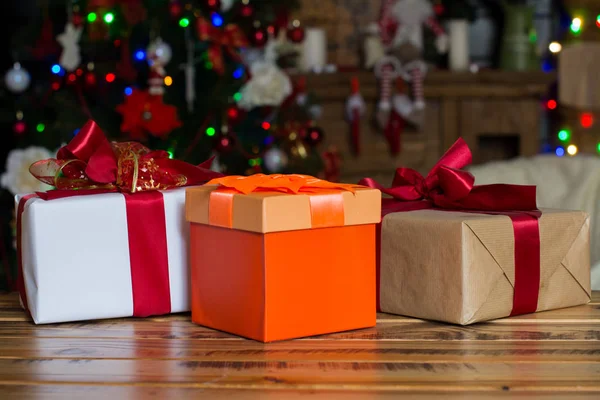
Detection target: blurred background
<box><xmin>2</xmin><ymin>0</ymin><xmax>600</xmax><ymax>290</ymax></box>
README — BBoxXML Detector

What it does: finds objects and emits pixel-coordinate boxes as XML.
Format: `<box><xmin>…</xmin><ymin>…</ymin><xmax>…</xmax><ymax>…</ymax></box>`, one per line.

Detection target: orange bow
<box><xmin>207</xmin><ymin>174</ymin><xmax>363</xmax><ymax>195</ymax></box>
<box><xmin>197</xmin><ymin>18</ymin><xmax>248</xmax><ymax>75</ymax></box>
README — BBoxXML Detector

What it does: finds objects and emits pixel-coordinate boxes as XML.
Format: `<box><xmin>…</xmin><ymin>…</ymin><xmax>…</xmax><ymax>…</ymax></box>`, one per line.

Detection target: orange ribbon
<box><xmin>196</xmin><ymin>18</ymin><xmax>248</xmax><ymax>75</ymax></box>
<box><xmin>206</xmin><ymin>174</ymin><xmax>364</xmax><ymax>230</ymax></box>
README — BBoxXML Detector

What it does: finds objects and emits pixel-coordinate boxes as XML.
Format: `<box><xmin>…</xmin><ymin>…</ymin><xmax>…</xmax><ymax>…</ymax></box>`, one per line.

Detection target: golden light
<box><xmin>164</xmin><ymin>76</ymin><xmax>173</xmax><ymax>86</ymax></box>
<box><xmin>549</xmin><ymin>41</ymin><xmax>562</xmax><ymax>53</ymax></box>
<box><xmin>567</xmin><ymin>144</ymin><xmax>578</xmax><ymax>156</ymax></box>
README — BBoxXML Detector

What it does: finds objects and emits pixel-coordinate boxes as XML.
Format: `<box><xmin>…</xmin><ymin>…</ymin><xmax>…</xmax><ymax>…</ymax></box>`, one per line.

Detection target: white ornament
<box><xmin>263</xmin><ymin>148</ymin><xmax>288</xmax><ymax>173</ymax></box>
<box><xmin>209</xmin><ymin>152</ymin><xmax>222</xmax><ymax>173</ymax></box>
<box><xmin>237</xmin><ymin>61</ymin><xmax>292</xmax><ymax>110</ymax></box>
<box><xmin>390</xmin><ymin>0</ymin><xmax>434</xmax><ymax>51</ymax></box>
<box><xmin>345</xmin><ymin>93</ymin><xmax>366</xmax><ymax>121</ymax></box>
<box><xmin>5</xmin><ymin>63</ymin><xmax>31</xmax><ymax>93</ymax></box>
<box><xmin>221</xmin><ymin>0</ymin><xmax>235</xmax><ymax>11</ymax></box>
<box><xmin>147</xmin><ymin>38</ymin><xmax>173</xmax><ymax>66</ymax></box>
<box><xmin>1</xmin><ymin>147</ymin><xmax>54</xmax><ymax>195</ymax></box>
<box><xmin>57</xmin><ymin>23</ymin><xmax>83</xmax><ymax>72</ymax></box>
<box><xmin>309</xmin><ymin>105</ymin><xmax>323</xmax><ymax>120</ymax></box>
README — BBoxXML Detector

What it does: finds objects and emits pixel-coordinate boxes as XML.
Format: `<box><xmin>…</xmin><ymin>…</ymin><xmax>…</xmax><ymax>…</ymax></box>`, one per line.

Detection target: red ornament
<box><xmin>85</xmin><ymin>72</ymin><xmax>97</xmax><ymax>86</ymax></box>
<box><xmin>250</xmin><ymin>26</ymin><xmax>268</xmax><ymax>47</ymax></box>
<box><xmin>13</xmin><ymin>121</ymin><xmax>26</xmax><ymax>135</ymax></box>
<box><xmin>239</xmin><ymin>4</ymin><xmax>253</xmax><ymax>18</ymax></box>
<box><xmin>169</xmin><ymin>1</ymin><xmax>182</xmax><ymax>17</ymax></box>
<box><xmin>546</xmin><ymin>99</ymin><xmax>557</xmax><ymax>110</ymax></box>
<box><xmin>72</xmin><ymin>12</ymin><xmax>84</xmax><ymax>27</ymax></box>
<box><xmin>31</xmin><ymin>17</ymin><xmax>60</xmax><ymax>59</ymax></box>
<box><xmin>287</xmin><ymin>26</ymin><xmax>305</xmax><ymax>43</ymax></box>
<box><xmin>105</xmin><ymin>73</ymin><xmax>116</xmax><ymax>83</ymax></box>
<box><xmin>302</xmin><ymin>126</ymin><xmax>324</xmax><ymax>147</ymax></box>
<box><xmin>215</xmin><ymin>134</ymin><xmax>236</xmax><ymax>153</ymax></box>
<box><xmin>206</xmin><ymin>0</ymin><xmax>221</xmax><ymax>12</ymax></box>
<box><xmin>67</xmin><ymin>73</ymin><xmax>77</xmax><ymax>84</ymax></box>
<box><xmin>227</xmin><ymin>106</ymin><xmax>244</xmax><ymax>125</ymax></box>
<box><xmin>116</xmin><ymin>89</ymin><xmax>182</xmax><ymax>140</ymax></box>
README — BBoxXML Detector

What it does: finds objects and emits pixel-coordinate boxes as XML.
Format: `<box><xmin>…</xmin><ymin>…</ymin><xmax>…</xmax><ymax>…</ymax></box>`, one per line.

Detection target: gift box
<box><xmin>361</xmin><ymin>139</ymin><xmax>591</xmax><ymax>325</ymax></box>
<box><xmin>186</xmin><ymin>174</ymin><xmax>381</xmax><ymax>342</ymax></box>
<box><xmin>16</xmin><ymin>121</ymin><xmax>221</xmax><ymax>324</ymax></box>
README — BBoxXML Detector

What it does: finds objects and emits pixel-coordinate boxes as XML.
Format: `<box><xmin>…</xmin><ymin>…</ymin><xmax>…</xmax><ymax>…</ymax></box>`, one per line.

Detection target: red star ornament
<box><xmin>117</xmin><ymin>89</ymin><xmax>182</xmax><ymax>140</ymax></box>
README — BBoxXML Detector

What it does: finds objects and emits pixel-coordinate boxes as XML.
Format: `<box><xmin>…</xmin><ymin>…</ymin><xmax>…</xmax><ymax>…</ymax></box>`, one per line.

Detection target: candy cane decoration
<box><xmin>385</xmin><ymin>78</ymin><xmax>413</xmax><ymax>156</ymax></box>
<box><xmin>345</xmin><ymin>77</ymin><xmax>366</xmax><ymax>156</ymax></box>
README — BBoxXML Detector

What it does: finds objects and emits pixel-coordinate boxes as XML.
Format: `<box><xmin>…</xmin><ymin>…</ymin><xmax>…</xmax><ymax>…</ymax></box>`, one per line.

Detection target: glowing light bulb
<box><xmin>124</xmin><ymin>87</ymin><xmax>133</xmax><ymax>96</ymax></box>
<box><xmin>87</xmin><ymin>12</ymin><xmax>97</xmax><ymax>23</ymax></box>
<box><xmin>211</xmin><ymin>13</ymin><xmax>224</xmax><ymax>27</ymax></box>
<box><xmin>549</xmin><ymin>42</ymin><xmax>562</xmax><ymax>53</ymax></box>
<box><xmin>555</xmin><ymin>147</ymin><xmax>565</xmax><ymax>157</ymax></box>
<box><xmin>179</xmin><ymin>18</ymin><xmax>190</xmax><ymax>28</ymax></box>
<box><xmin>581</xmin><ymin>113</ymin><xmax>594</xmax><ymax>128</ymax></box>
<box><xmin>547</xmin><ymin>100</ymin><xmax>557</xmax><ymax>110</ymax></box>
<box><xmin>36</xmin><ymin>123</ymin><xmax>45</xmax><ymax>132</ymax></box>
<box><xmin>233</xmin><ymin>92</ymin><xmax>242</xmax><ymax>102</ymax></box>
<box><xmin>567</xmin><ymin>144</ymin><xmax>578</xmax><ymax>156</ymax></box>
<box><xmin>571</xmin><ymin>17</ymin><xmax>582</xmax><ymax>34</ymax></box>
<box><xmin>164</xmin><ymin>76</ymin><xmax>173</xmax><ymax>86</ymax></box>
<box><xmin>104</xmin><ymin>13</ymin><xmax>114</xmax><ymax>24</ymax></box>
<box><xmin>206</xmin><ymin>127</ymin><xmax>216</xmax><ymax>136</ymax></box>
<box><xmin>558</xmin><ymin>129</ymin><xmax>570</xmax><ymax>142</ymax></box>
<box><xmin>134</xmin><ymin>50</ymin><xmax>146</xmax><ymax>61</ymax></box>
<box><xmin>51</xmin><ymin>64</ymin><xmax>61</xmax><ymax>74</ymax></box>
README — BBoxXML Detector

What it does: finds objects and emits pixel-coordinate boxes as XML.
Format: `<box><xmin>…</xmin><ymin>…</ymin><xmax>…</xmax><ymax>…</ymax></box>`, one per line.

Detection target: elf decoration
<box><xmin>370</xmin><ymin>0</ymin><xmax>449</xmax><ymax>133</ymax></box>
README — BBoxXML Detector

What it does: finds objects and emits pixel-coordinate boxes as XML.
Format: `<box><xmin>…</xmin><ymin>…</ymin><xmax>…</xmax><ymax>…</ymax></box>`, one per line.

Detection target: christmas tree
<box><xmin>2</xmin><ymin>0</ymin><xmax>326</xmax><ymax>175</ymax></box>
<box><xmin>0</xmin><ymin>0</ymin><xmax>329</xmax><ymax>290</ymax></box>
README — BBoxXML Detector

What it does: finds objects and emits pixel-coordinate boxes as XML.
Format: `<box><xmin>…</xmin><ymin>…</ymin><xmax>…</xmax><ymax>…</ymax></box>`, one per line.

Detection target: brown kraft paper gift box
<box><xmin>379</xmin><ymin>209</ymin><xmax>590</xmax><ymax>325</ymax></box>
<box><xmin>361</xmin><ymin>138</ymin><xmax>591</xmax><ymax>325</ymax></box>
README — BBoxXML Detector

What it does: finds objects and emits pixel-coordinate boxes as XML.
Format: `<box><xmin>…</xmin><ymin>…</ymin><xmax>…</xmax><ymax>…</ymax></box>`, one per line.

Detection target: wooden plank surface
<box><xmin>0</xmin><ymin>292</ymin><xmax>598</xmax><ymax>399</ymax></box>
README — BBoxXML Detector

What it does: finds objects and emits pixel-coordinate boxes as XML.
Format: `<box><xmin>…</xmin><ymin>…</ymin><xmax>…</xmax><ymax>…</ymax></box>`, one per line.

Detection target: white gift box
<box><xmin>17</xmin><ymin>187</ymin><xmax>190</xmax><ymax>324</ymax></box>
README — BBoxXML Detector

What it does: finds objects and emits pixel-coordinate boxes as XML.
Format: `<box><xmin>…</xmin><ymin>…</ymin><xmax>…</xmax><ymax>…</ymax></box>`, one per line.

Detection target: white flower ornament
<box><xmin>1</xmin><ymin>147</ymin><xmax>54</xmax><ymax>195</ymax></box>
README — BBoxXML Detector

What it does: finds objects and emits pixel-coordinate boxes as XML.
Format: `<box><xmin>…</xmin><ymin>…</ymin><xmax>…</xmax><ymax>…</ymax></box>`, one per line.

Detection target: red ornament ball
<box><xmin>227</xmin><ymin>106</ymin><xmax>244</xmax><ymax>125</ymax></box>
<box><xmin>13</xmin><ymin>121</ymin><xmax>26</xmax><ymax>135</ymax></box>
<box><xmin>250</xmin><ymin>26</ymin><xmax>268</xmax><ymax>47</ymax></box>
<box><xmin>169</xmin><ymin>1</ymin><xmax>182</xmax><ymax>17</ymax></box>
<box><xmin>215</xmin><ymin>134</ymin><xmax>236</xmax><ymax>153</ymax></box>
<box><xmin>239</xmin><ymin>4</ymin><xmax>253</xmax><ymax>18</ymax></box>
<box><xmin>287</xmin><ymin>26</ymin><xmax>305</xmax><ymax>43</ymax></box>
<box><xmin>72</xmin><ymin>12</ymin><xmax>84</xmax><ymax>27</ymax></box>
<box><xmin>267</xmin><ymin>24</ymin><xmax>279</xmax><ymax>37</ymax></box>
<box><xmin>206</xmin><ymin>0</ymin><xmax>221</xmax><ymax>12</ymax></box>
<box><xmin>85</xmin><ymin>72</ymin><xmax>97</xmax><ymax>86</ymax></box>
<box><xmin>302</xmin><ymin>126</ymin><xmax>325</xmax><ymax>147</ymax></box>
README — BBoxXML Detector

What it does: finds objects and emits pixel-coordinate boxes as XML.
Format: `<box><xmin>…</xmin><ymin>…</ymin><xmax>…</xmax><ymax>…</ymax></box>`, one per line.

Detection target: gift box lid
<box><xmin>186</xmin><ymin>174</ymin><xmax>381</xmax><ymax>233</ymax></box>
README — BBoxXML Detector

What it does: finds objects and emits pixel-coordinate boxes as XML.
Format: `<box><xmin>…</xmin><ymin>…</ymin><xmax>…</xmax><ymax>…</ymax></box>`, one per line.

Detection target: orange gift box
<box><xmin>186</xmin><ymin>174</ymin><xmax>381</xmax><ymax>342</ymax></box>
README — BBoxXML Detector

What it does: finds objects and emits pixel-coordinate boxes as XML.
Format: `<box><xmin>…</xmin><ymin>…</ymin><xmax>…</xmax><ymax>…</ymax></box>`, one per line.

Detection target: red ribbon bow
<box><xmin>360</xmin><ymin>138</ymin><xmax>538</xmax><ymax>214</ymax></box>
<box><xmin>197</xmin><ymin>18</ymin><xmax>248</xmax><ymax>75</ymax></box>
<box><xmin>29</xmin><ymin>120</ymin><xmax>222</xmax><ymax>197</ymax></box>
<box><xmin>360</xmin><ymin>138</ymin><xmax>542</xmax><ymax>317</ymax></box>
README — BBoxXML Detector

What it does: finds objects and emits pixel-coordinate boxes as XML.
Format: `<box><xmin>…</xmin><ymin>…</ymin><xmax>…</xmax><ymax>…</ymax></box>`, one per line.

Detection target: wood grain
<box><xmin>0</xmin><ymin>292</ymin><xmax>598</xmax><ymax>399</ymax></box>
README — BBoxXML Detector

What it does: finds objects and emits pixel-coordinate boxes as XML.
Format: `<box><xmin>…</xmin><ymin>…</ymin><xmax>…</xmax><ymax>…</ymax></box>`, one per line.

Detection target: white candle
<box><xmin>301</xmin><ymin>28</ymin><xmax>327</xmax><ymax>72</ymax></box>
<box><xmin>449</xmin><ymin>20</ymin><xmax>470</xmax><ymax>71</ymax></box>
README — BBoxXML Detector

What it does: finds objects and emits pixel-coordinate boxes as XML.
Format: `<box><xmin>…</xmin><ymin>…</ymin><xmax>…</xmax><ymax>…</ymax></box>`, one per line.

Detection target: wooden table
<box><xmin>0</xmin><ymin>292</ymin><xmax>598</xmax><ymax>399</ymax></box>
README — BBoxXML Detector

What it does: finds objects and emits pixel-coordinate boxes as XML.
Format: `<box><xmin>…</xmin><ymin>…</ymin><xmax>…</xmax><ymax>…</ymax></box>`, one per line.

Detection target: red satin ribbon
<box><xmin>124</xmin><ymin>192</ymin><xmax>171</xmax><ymax>317</ymax></box>
<box><xmin>360</xmin><ymin>138</ymin><xmax>541</xmax><ymax>316</ymax></box>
